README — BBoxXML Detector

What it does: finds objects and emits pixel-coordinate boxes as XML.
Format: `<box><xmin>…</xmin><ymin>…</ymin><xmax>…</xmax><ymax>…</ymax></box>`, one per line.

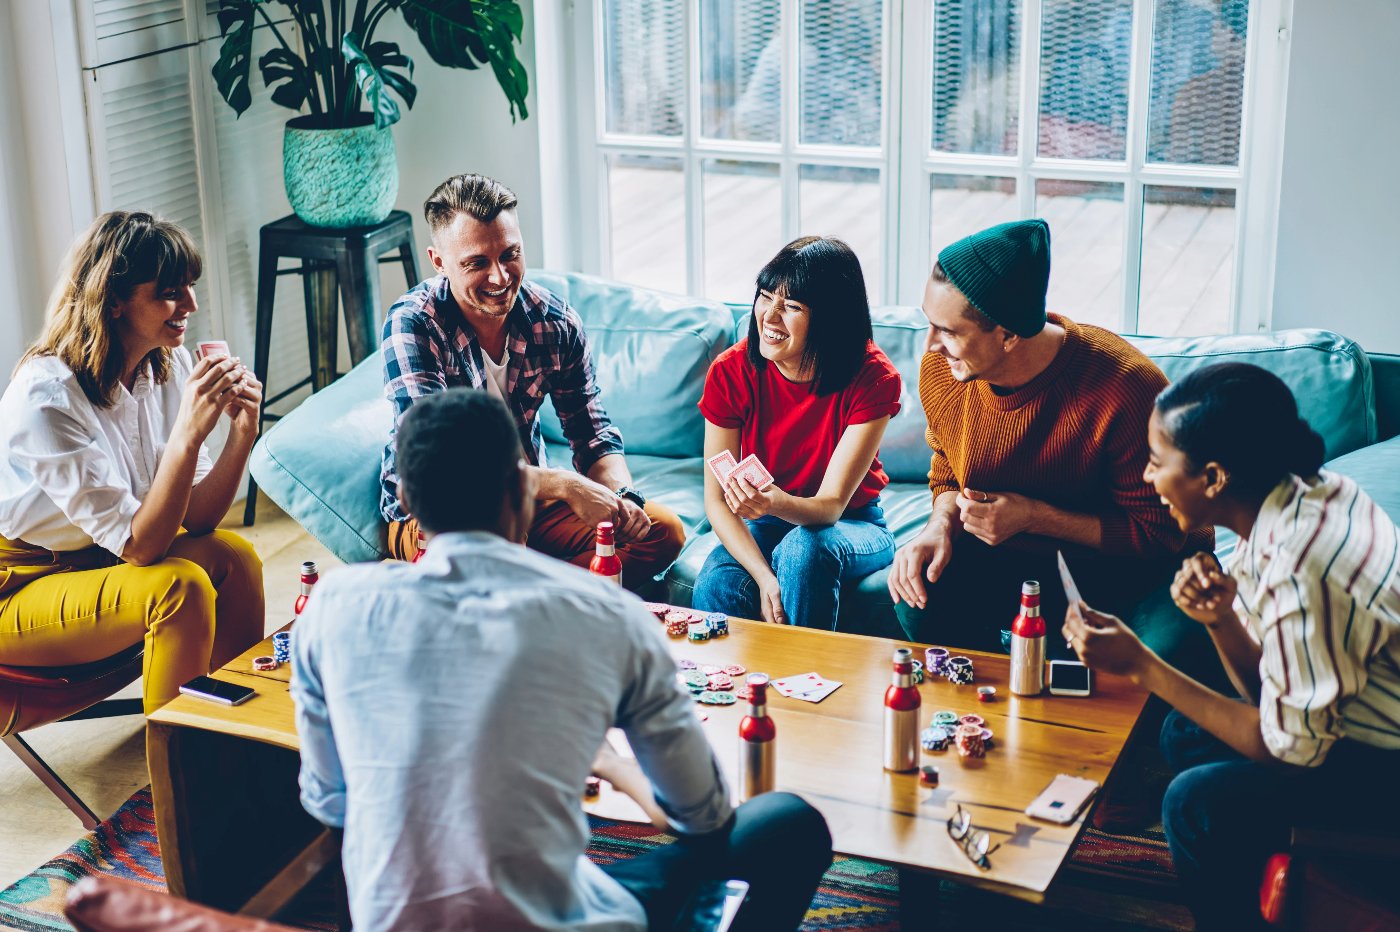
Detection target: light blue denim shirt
<box><xmin>291</xmin><ymin>531</ymin><xmax>732</xmax><ymax>931</ymax></box>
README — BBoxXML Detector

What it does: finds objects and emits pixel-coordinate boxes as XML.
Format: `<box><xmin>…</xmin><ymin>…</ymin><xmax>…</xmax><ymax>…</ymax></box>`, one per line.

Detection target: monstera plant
<box><xmin>211</xmin><ymin>0</ymin><xmax>528</xmax><ymax>227</ymax></box>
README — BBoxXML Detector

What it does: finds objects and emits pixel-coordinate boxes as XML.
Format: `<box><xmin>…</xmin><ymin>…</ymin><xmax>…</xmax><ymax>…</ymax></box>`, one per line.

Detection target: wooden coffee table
<box><xmin>147</xmin><ymin>618</ymin><xmax>1147</xmax><ymax>916</ymax></box>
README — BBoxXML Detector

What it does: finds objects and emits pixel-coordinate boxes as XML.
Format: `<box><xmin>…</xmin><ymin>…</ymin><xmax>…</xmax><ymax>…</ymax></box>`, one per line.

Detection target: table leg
<box><xmin>147</xmin><ymin>724</ymin><xmax>322</xmax><ymax>911</ymax></box>
<box><xmin>339</xmin><ymin>245</ymin><xmax>380</xmax><ymax>366</ymax></box>
<box><xmin>898</xmin><ymin>865</ymin><xmax>942</xmax><ymax>926</ymax></box>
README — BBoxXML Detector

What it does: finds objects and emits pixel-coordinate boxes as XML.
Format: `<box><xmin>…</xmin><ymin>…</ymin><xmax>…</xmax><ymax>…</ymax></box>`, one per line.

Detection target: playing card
<box><xmin>731</xmin><ymin>453</ymin><xmax>775</xmax><ymax>491</ymax></box>
<box><xmin>771</xmin><ymin>672</ymin><xmax>843</xmax><ymax>702</ymax></box>
<box><xmin>197</xmin><ymin>340</ymin><xmax>230</xmax><ymax>361</ymax></box>
<box><xmin>707</xmin><ymin>450</ymin><xmax>738</xmax><ymax>482</ymax></box>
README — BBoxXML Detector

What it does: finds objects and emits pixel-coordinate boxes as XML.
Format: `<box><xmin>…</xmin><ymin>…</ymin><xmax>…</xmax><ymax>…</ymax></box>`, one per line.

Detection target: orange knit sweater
<box><xmin>920</xmin><ymin>314</ymin><xmax>1213</xmax><ymax>558</ymax></box>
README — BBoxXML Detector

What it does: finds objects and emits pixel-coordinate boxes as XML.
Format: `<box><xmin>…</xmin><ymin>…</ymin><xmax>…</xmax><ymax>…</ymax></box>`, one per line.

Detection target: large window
<box><xmin>571</xmin><ymin>0</ymin><xmax>1279</xmax><ymax>335</ymax></box>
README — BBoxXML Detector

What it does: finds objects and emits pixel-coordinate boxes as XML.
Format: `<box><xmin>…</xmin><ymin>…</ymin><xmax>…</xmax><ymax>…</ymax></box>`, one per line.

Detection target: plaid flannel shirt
<box><xmin>379</xmin><ymin>276</ymin><xmax>624</xmax><ymax>521</ymax></box>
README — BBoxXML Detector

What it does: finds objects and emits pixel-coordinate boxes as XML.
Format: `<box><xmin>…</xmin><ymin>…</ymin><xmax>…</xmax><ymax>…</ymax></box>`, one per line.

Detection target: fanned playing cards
<box><xmin>771</xmin><ymin>672</ymin><xmax>842</xmax><ymax>703</ymax></box>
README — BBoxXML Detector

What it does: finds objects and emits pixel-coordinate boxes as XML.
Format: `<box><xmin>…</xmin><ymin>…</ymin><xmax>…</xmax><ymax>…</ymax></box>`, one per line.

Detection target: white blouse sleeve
<box><xmin>8</xmin><ymin>378</ymin><xmax>141</xmax><ymax>556</ymax></box>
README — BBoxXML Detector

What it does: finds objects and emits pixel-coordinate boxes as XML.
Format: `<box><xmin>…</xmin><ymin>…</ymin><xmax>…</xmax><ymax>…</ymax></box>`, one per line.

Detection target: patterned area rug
<box><xmin>0</xmin><ymin>787</ymin><xmax>1187</xmax><ymax>930</ymax></box>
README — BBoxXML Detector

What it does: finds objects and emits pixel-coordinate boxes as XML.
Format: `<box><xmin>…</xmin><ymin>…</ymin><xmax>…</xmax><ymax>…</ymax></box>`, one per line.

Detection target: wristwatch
<box><xmin>616</xmin><ymin>486</ymin><xmax>647</xmax><ymax>508</ymax></box>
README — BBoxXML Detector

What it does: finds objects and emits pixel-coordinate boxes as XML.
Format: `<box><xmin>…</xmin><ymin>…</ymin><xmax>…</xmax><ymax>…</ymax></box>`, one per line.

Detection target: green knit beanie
<box><xmin>936</xmin><ymin>218</ymin><xmax>1051</xmax><ymax>338</ymax></box>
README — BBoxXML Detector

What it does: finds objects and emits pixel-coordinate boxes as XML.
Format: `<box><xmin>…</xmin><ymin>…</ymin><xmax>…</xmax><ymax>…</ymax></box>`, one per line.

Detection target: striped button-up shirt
<box><xmin>1231</xmin><ymin>470</ymin><xmax>1400</xmax><ymax>766</ymax></box>
<box><xmin>380</xmin><ymin>277</ymin><xmax>624</xmax><ymax>522</ymax></box>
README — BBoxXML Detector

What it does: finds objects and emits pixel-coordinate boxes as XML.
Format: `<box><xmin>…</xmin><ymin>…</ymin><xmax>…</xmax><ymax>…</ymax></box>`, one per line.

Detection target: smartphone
<box><xmin>1048</xmin><ymin>659</ymin><xmax>1092</xmax><ymax>697</ymax></box>
<box><xmin>179</xmin><ymin>675</ymin><xmax>255</xmax><ymax>706</ymax></box>
<box><xmin>1025</xmin><ymin>774</ymin><xmax>1100</xmax><ymax>824</ymax></box>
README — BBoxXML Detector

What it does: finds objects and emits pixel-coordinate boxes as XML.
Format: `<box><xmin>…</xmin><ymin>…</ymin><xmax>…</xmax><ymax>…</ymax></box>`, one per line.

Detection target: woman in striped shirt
<box><xmin>1064</xmin><ymin>362</ymin><xmax>1400</xmax><ymax>931</ymax></box>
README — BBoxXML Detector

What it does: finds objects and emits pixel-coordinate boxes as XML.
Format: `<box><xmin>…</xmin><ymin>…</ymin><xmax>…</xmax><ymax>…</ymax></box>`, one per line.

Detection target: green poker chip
<box><xmin>932</xmin><ymin>710</ymin><xmax>958</xmax><ymax>725</ymax></box>
<box><xmin>684</xmin><ymin>671</ymin><xmax>709</xmax><ymax>690</ymax></box>
<box><xmin>698</xmin><ymin>690</ymin><xmax>737</xmax><ymax>705</ymax></box>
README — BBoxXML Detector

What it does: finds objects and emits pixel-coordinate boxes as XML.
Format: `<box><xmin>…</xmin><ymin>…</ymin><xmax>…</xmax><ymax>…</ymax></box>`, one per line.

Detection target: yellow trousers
<box><xmin>0</xmin><ymin>531</ymin><xmax>265</xmax><ymax>713</ymax></box>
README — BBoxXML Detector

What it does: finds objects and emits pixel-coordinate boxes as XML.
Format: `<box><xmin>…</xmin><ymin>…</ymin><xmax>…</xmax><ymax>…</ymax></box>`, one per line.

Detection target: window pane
<box><xmin>1139</xmin><ymin>186</ymin><xmax>1236</xmax><ymax>335</ymax></box>
<box><xmin>602</xmin><ymin>0</ymin><xmax>686</xmax><ymax>137</ymax></box>
<box><xmin>1036</xmin><ymin>179</ymin><xmax>1124</xmax><ymax>329</ymax></box>
<box><xmin>703</xmin><ymin>161</ymin><xmax>783</xmax><ymax>302</ymax></box>
<box><xmin>700</xmin><ymin>0</ymin><xmax>782</xmax><ymax>142</ymax></box>
<box><xmin>800</xmin><ymin>0</ymin><xmax>883</xmax><ymax>147</ymax></box>
<box><xmin>607</xmin><ymin>155</ymin><xmax>686</xmax><ymax>293</ymax></box>
<box><xmin>1147</xmin><ymin>1</ymin><xmax>1248</xmax><ymax>165</ymax></box>
<box><xmin>1038</xmin><ymin>0</ymin><xmax>1132</xmax><ymax>160</ymax></box>
<box><xmin>931</xmin><ymin>0</ymin><xmax>1020</xmax><ymax>156</ymax></box>
<box><xmin>930</xmin><ymin>175</ymin><xmax>1018</xmax><ymax>259</ymax></box>
<box><xmin>800</xmin><ymin>165</ymin><xmax>883</xmax><ymax>303</ymax></box>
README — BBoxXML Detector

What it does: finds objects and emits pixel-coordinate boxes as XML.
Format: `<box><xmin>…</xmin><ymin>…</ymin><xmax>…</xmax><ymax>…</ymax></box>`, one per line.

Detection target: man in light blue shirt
<box><xmin>291</xmin><ymin>388</ymin><xmax>831</xmax><ymax>930</ymax></box>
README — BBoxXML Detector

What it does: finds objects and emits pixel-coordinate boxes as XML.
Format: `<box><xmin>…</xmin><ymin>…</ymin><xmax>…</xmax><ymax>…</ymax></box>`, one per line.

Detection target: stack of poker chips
<box><xmin>272</xmin><ymin>631</ymin><xmax>292</xmax><ymax>664</ymax></box>
<box><xmin>919</xmin><ymin>765</ymin><xmax>940</xmax><ymax>786</ymax></box>
<box><xmin>706</xmin><ymin>613</ymin><xmax>729</xmax><ymax>637</ymax></box>
<box><xmin>664</xmin><ymin>610</ymin><xmax>692</xmax><ymax>638</ymax></box>
<box><xmin>955</xmin><ymin>723</ymin><xmax>986</xmax><ymax>758</ymax></box>
<box><xmin>910</xmin><ymin>659</ymin><xmax>925</xmax><ymax>684</ymax></box>
<box><xmin>925</xmin><ymin>647</ymin><xmax>950</xmax><ymax>677</ymax></box>
<box><xmin>921</xmin><ymin>724</ymin><xmax>951</xmax><ymax>752</ymax></box>
<box><xmin>947</xmin><ymin>655</ymin><xmax>975</xmax><ymax>685</ymax></box>
<box><xmin>687</xmin><ymin>621</ymin><xmax>710</xmax><ymax>642</ymax></box>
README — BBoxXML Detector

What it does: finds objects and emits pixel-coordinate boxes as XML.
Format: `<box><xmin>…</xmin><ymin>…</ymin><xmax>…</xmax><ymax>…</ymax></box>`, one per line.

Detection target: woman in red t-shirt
<box><xmin>693</xmin><ymin>236</ymin><xmax>902</xmax><ymax>629</ymax></box>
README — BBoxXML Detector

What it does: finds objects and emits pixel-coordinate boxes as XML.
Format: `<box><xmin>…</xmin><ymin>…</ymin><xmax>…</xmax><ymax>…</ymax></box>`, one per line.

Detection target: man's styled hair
<box><xmin>746</xmin><ymin>236</ymin><xmax>873</xmax><ymax>396</ymax></box>
<box><xmin>929</xmin><ymin>261</ymin><xmax>996</xmax><ymax>333</ymax></box>
<box><xmin>20</xmin><ymin>211</ymin><xmax>201</xmax><ymax>407</ymax></box>
<box><xmin>397</xmin><ymin>389</ymin><xmax>523</xmax><ymax>534</ymax></box>
<box><xmin>423</xmin><ymin>173</ymin><xmax>519</xmax><ymax>235</ymax></box>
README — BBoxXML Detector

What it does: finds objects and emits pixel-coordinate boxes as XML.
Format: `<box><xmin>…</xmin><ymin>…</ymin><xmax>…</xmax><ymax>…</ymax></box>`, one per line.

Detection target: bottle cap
<box><xmin>1022</xmin><ymin>580</ymin><xmax>1040</xmax><ymax>596</ymax></box>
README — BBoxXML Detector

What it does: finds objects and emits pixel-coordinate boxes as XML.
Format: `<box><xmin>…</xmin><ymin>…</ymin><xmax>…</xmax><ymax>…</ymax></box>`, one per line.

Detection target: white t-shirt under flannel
<box><xmin>1231</xmin><ymin>470</ymin><xmax>1400</xmax><ymax>766</ymax></box>
<box><xmin>0</xmin><ymin>349</ymin><xmax>213</xmax><ymax>555</ymax></box>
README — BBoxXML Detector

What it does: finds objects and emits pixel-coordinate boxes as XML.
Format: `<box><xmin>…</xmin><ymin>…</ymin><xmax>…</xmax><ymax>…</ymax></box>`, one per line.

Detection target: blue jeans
<box><xmin>692</xmin><ymin>499</ymin><xmax>894</xmax><ymax>631</ymax></box>
<box><xmin>1159</xmin><ymin>708</ymin><xmax>1400</xmax><ymax>931</ymax></box>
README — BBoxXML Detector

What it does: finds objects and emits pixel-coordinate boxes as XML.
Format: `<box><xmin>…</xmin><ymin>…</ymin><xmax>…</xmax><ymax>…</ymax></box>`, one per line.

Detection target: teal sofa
<box><xmin>250</xmin><ymin>271</ymin><xmax>1400</xmax><ymax>639</ymax></box>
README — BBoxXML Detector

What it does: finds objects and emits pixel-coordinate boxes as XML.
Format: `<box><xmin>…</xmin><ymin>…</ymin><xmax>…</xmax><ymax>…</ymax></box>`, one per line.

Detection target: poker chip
<box><xmin>583</xmin><ymin>776</ymin><xmax>602</xmax><ymax>798</ymax></box>
<box><xmin>723</xmin><ymin>664</ymin><xmax>746</xmax><ymax>676</ymax></box>
<box><xmin>700</xmin><ymin>664</ymin><xmax>723</xmax><ymax>676</ymax></box>
<box><xmin>925</xmin><ymin>646</ymin><xmax>950</xmax><ymax>676</ymax></box>
<box><xmin>677</xmin><ymin>658</ymin><xmax>698</xmax><ymax>670</ymax></box>
<box><xmin>919</xmin><ymin>765</ymin><xmax>940</xmax><ymax>787</ymax></box>
<box><xmin>698</xmin><ymin>690</ymin><xmax>737</xmax><ymax>705</ymax></box>
<box><xmin>959</xmin><ymin>714</ymin><xmax>984</xmax><ymax>728</ymax></box>
<box><xmin>272</xmin><ymin>631</ymin><xmax>292</xmax><ymax>663</ymax></box>
<box><xmin>980</xmin><ymin>727</ymin><xmax>995</xmax><ymax>750</ymax></box>
<box><xmin>955</xmin><ymin>723</ymin><xmax>985</xmax><ymax>759</ymax></box>
<box><xmin>664</xmin><ymin>610</ymin><xmax>690</xmax><ymax>626</ymax></box>
<box><xmin>932</xmin><ymin>710</ymin><xmax>959</xmax><ymax>726</ymax></box>
<box><xmin>976</xmin><ymin>686</ymin><xmax>997</xmax><ymax>702</ymax></box>
<box><xmin>911</xmin><ymin>659</ymin><xmax>925</xmax><ymax>685</ymax></box>
<box><xmin>252</xmin><ymin>655</ymin><xmax>279</xmax><ymax>671</ymax></box>
<box><xmin>687</xmin><ymin>622</ymin><xmax>710</xmax><ymax>642</ymax></box>
<box><xmin>644</xmin><ymin>602</ymin><xmax>670</xmax><ymax>620</ymax></box>
<box><xmin>735</xmin><ymin>685</ymin><xmax>753</xmax><ymax>702</ymax></box>
<box><xmin>666</xmin><ymin>617</ymin><xmax>690</xmax><ymax>637</ymax></box>
<box><xmin>683</xmin><ymin>671</ymin><xmax>709</xmax><ymax>690</ymax></box>
<box><xmin>921</xmin><ymin>725</ymin><xmax>951</xmax><ymax>752</ymax></box>
<box><xmin>947</xmin><ymin>655</ymin><xmax>975</xmax><ymax>685</ymax></box>
<box><xmin>705</xmin><ymin>613</ymin><xmax>730</xmax><ymax>636</ymax></box>
<box><xmin>707</xmin><ymin>674</ymin><xmax>733</xmax><ymax>691</ymax></box>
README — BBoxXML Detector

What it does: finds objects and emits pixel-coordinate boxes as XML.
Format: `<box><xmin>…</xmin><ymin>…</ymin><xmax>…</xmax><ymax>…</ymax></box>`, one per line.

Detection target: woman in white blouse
<box><xmin>0</xmin><ymin>211</ymin><xmax>265</xmax><ymax>712</ymax></box>
<box><xmin>1063</xmin><ymin>362</ymin><xmax>1400</xmax><ymax>930</ymax></box>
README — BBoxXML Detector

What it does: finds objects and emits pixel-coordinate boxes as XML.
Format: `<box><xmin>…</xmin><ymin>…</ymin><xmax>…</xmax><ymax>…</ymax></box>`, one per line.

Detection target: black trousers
<box><xmin>603</xmin><ymin>792</ymin><xmax>832</xmax><ymax>931</ymax></box>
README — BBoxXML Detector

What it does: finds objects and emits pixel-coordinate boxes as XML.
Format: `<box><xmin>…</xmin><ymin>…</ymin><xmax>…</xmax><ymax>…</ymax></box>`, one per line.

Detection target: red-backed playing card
<box><xmin>731</xmin><ymin>453</ymin><xmax>774</xmax><ymax>491</ymax></box>
<box><xmin>707</xmin><ymin>450</ymin><xmax>738</xmax><ymax>482</ymax></box>
<box><xmin>197</xmin><ymin>340</ymin><xmax>230</xmax><ymax>361</ymax></box>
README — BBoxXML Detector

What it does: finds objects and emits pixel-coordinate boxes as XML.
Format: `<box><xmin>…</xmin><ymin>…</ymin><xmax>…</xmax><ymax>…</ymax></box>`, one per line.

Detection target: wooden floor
<box><xmin>0</xmin><ymin>494</ymin><xmax>337</xmax><ymax>888</ymax></box>
<box><xmin>608</xmin><ymin>165</ymin><xmax>1233</xmax><ymax>335</ymax></box>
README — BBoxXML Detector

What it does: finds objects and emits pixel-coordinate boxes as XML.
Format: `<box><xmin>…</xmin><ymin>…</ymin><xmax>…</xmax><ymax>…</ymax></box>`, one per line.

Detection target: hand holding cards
<box><xmin>707</xmin><ymin>450</ymin><xmax>774</xmax><ymax>491</ymax></box>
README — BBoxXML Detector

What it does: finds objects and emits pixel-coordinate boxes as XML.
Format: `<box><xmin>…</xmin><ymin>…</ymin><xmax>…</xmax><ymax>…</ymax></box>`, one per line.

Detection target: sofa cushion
<box><xmin>531</xmin><ymin>272</ymin><xmax>735</xmax><ymax>459</ymax></box>
<box><xmin>1323</xmin><ymin>435</ymin><xmax>1400</xmax><ymax>522</ymax></box>
<box><xmin>249</xmin><ymin>353</ymin><xmax>390</xmax><ymax>565</ymax></box>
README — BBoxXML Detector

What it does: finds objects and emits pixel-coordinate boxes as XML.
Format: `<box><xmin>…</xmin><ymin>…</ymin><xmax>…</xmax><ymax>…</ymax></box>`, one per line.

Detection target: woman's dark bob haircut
<box><xmin>1155</xmin><ymin>362</ymin><xmax>1326</xmax><ymax>500</ymax></box>
<box><xmin>746</xmin><ymin>236</ymin><xmax>873</xmax><ymax>396</ymax></box>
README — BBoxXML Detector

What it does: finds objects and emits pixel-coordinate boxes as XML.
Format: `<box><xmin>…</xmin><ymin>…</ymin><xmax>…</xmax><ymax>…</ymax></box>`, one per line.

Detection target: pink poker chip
<box><xmin>252</xmin><ymin>655</ymin><xmax>279</xmax><ymax>671</ymax></box>
<box><xmin>677</xmin><ymin>659</ymin><xmax>698</xmax><ymax>670</ymax></box>
<box><xmin>959</xmin><ymin>714</ymin><xmax>984</xmax><ymax>727</ymax></box>
<box><xmin>707</xmin><ymin>674</ymin><xmax>733</xmax><ymax>690</ymax></box>
<box><xmin>735</xmin><ymin>685</ymin><xmax>753</xmax><ymax>701</ymax></box>
<box><xmin>723</xmin><ymin>664</ymin><xmax>746</xmax><ymax>676</ymax></box>
<box><xmin>699</xmin><ymin>664</ymin><xmax>723</xmax><ymax>676</ymax></box>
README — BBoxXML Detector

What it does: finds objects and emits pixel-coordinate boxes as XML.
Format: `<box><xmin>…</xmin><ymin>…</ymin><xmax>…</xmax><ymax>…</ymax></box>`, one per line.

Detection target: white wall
<box><xmin>0</xmin><ymin>3</ymin><xmax>34</xmax><ymax>376</ymax></box>
<box><xmin>1271</xmin><ymin>0</ymin><xmax>1400</xmax><ymax>353</ymax></box>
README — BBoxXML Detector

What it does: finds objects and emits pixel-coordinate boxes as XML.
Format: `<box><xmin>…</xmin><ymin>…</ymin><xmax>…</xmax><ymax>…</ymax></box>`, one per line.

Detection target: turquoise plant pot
<box><xmin>283</xmin><ymin>114</ymin><xmax>398</xmax><ymax>228</ymax></box>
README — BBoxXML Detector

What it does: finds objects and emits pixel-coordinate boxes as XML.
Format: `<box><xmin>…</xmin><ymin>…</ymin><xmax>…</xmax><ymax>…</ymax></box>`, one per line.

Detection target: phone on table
<box><xmin>1048</xmin><ymin>659</ymin><xmax>1092</xmax><ymax>697</ymax></box>
<box><xmin>179</xmin><ymin>675</ymin><xmax>255</xmax><ymax>706</ymax></box>
<box><xmin>1025</xmin><ymin>774</ymin><xmax>1100</xmax><ymax>824</ymax></box>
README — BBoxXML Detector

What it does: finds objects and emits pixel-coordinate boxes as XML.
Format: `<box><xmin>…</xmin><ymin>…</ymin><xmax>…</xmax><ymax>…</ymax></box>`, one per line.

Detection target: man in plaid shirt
<box><xmin>379</xmin><ymin>173</ymin><xmax>685</xmax><ymax>589</ymax></box>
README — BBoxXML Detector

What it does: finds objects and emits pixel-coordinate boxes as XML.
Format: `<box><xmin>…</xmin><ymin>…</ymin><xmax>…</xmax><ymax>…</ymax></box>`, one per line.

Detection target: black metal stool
<box><xmin>244</xmin><ymin>211</ymin><xmax>419</xmax><ymax>525</ymax></box>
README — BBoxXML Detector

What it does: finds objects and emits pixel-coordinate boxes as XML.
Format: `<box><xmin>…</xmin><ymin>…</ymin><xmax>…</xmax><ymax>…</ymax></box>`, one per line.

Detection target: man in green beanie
<box><xmin>884</xmin><ymin>218</ymin><xmax>1217</xmax><ymax>666</ymax></box>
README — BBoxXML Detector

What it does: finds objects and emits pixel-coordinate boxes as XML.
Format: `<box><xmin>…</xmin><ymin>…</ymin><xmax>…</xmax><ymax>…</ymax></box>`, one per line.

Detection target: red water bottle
<box><xmin>589</xmin><ymin>522</ymin><xmax>622</xmax><ymax>584</ymax></box>
<box><xmin>292</xmin><ymin>561</ymin><xmax>318</xmax><ymax>623</ymax></box>
<box><xmin>883</xmin><ymin>648</ymin><xmax>921</xmax><ymax>772</ymax></box>
<box><xmin>1010</xmin><ymin>580</ymin><xmax>1046</xmax><ymax>695</ymax></box>
<box><xmin>739</xmin><ymin>673</ymin><xmax>776</xmax><ymax>801</ymax></box>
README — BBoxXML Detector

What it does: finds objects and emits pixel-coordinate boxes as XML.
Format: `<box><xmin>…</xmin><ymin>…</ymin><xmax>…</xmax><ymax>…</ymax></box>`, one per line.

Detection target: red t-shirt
<box><xmin>698</xmin><ymin>340</ymin><xmax>902</xmax><ymax>509</ymax></box>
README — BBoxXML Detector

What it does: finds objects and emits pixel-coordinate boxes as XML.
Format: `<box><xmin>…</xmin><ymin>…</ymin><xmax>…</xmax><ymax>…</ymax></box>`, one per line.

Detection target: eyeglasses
<box><xmin>946</xmin><ymin>805</ymin><xmax>1001</xmax><ymax>870</ymax></box>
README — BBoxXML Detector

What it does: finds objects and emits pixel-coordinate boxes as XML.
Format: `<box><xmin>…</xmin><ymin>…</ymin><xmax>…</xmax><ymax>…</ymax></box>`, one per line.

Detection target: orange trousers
<box><xmin>0</xmin><ymin>531</ymin><xmax>265</xmax><ymax>713</ymax></box>
<box><xmin>388</xmin><ymin>500</ymin><xmax>686</xmax><ymax>591</ymax></box>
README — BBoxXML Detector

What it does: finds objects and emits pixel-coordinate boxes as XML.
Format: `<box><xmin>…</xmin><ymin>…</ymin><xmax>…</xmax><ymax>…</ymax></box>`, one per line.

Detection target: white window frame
<box><xmin>564</xmin><ymin>0</ymin><xmax>1290</xmax><ymax>334</ymax></box>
